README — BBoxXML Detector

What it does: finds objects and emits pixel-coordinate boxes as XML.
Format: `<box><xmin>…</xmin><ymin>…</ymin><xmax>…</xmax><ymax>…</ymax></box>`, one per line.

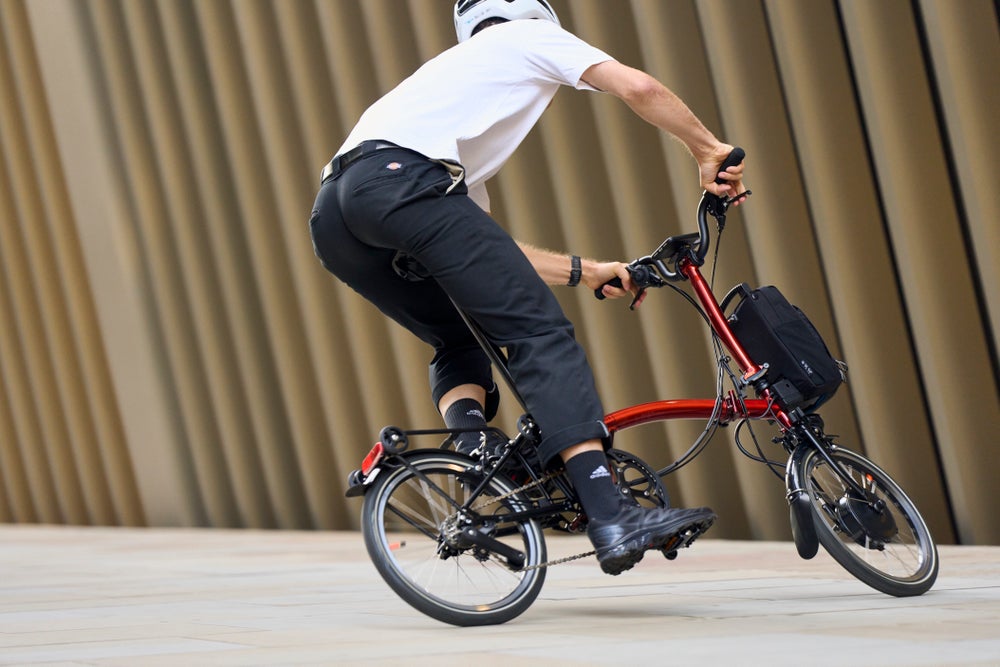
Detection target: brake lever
<box><xmin>594</xmin><ymin>264</ymin><xmax>662</xmax><ymax>308</ymax></box>
<box><xmin>627</xmin><ymin>288</ymin><xmax>646</xmax><ymax>311</ymax></box>
<box><xmin>594</xmin><ymin>280</ymin><xmax>647</xmax><ymax>310</ymax></box>
<box><xmin>704</xmin><ymin>189</ymin><xmax>752</xmax><ymax>233</ymax></box>
<box><xmin>725</xmin><ymin>189</ymin><xmax>752</xmax><ymax>207</ymax></box>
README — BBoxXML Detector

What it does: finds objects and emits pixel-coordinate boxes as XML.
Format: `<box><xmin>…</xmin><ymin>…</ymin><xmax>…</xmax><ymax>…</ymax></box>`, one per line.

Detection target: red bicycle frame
<box><xmin>604</xmin><ymin>257</ymin><xmax>794</xmax><ymax>435</ymax></box>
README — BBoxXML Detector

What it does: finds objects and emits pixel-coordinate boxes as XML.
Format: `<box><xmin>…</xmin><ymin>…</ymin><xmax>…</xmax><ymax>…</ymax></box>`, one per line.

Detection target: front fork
<box><xmin>784</xmin><ymin>418</ymin><xmax>881</xmax><ymax>559</ymax></box>
<box><xmin>784</xmin><ymin>418</ymin><xmax>871</xmax><ymax>559</ymax></box>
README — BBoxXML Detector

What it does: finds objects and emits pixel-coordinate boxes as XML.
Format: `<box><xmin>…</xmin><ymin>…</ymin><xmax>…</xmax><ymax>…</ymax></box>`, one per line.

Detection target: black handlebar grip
<box><xmin>714</xmin><ymin>147</ymin><xmax>745</xmax><ymax>185</ymax></box>
<box><xmin>594</xmin><ymin>277</ymin><xmax>623</xmax><ymax>300</ymax></box>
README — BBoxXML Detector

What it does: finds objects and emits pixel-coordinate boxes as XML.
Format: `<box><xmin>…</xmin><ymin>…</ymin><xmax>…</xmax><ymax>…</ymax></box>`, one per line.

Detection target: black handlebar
<box><xmin>594</xmin><ymin>147</ymin><xmax>748</xmax><ymax>302</ymax></box>
<box><xmin>593</xmin><ymin>277</ymin><xmax>623</xmax><ymax>301</ymax></box>
<box><xmin>714</xmin><ymin>147</ymin><xmax>745</xmax><ymax>185</ymax></box>
<box><xmin>594</xmin><ymin>278</ymin><xmax>632</xmax><ymax>301</ymax></box>
<box><xmin>695</xmin><ymin>145</ymin><xmax>747</xmax><ymax>263</ymax></box>
<box><xmin>593</xmin><ymin>265</ymin><xmax>658</xmax><ymax>306</ymax></box>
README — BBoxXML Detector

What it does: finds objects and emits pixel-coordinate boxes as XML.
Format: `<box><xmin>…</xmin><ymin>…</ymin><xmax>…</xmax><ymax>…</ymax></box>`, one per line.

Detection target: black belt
<box><xmin>320</xmin><ymin>140</ymin><xmax>398</xmax><ymax>183</ymax></box>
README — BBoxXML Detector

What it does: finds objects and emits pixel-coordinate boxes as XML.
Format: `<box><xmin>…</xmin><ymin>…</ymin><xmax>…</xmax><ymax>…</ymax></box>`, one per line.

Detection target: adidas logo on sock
<box><xmin>589</xmin><ymin>465</ymin><xmax>611</xmax><ymax>480</ymax></box>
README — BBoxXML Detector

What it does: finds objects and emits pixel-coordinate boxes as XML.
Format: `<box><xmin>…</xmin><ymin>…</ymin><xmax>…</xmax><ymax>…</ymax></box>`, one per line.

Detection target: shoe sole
<box><xmin>598</xmin><ymin>515</ymin><xmax>716</xmax><ymax>576</ymax></box>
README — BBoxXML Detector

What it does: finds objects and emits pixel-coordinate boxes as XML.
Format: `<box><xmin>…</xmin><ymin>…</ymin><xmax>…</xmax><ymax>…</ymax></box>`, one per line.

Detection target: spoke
<box><xmin>476</xmin><ymin>556</ymin><xmax>524</xmax><ymax>593</ymax></box>
<box><xmin>411</xmin><ymin>550</ymin><xmax>445</xmax><ymax>593</ymax></box>
<box><xmin>386</xmin><ymin>485</ymin><xmax>440</xmax><ymax>531</ymax></box>
<box><xmin>879</xmin><ymin>507</ymin><xmax>922</xmax><ymax>573</ymax></box>
<box><xmin>385</xmin><ymin>500</ymin><xmax>440</xmax><ymax>540</ymax></box>
<box><xmin>836</xmin><ymin>464</ymin><xmax>923</xmax><ymax>577</ymax></box>
<box><xmin>419</xmin><ymin>477</ymin><xmax>454</xmax><ymax>525</ymax></box>
<box><xmin>455</xmin><ymin>557</ymin><xmax>499</xmax><ymax>599</ymax></box>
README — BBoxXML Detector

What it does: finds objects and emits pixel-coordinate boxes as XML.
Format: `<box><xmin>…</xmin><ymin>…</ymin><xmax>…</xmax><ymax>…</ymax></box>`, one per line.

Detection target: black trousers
<box><xmin>309</xmin><ymin>146</ymin><xmax>607</xmax><ymax>465</ymax></box>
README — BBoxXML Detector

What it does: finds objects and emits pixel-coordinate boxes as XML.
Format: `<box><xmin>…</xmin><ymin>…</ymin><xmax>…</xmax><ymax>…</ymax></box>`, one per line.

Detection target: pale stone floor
<box><xmin>0</xmin><ymin>525</ymin><xmax>998</xmax><ymax>666</ymax></box>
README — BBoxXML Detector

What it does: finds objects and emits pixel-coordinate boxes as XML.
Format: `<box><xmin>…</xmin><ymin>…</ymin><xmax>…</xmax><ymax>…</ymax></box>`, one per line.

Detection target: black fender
<box><xmin>786</xmin><ymin>445</ymin><xmax>819</xmax><ymax>559</ymax></box>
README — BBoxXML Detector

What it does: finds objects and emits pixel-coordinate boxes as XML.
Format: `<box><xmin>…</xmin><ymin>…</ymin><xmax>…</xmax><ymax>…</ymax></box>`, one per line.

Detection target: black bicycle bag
<box><xmin>727</xmin><ymin>285</ymin><xmax>844</xmax><ymax>410</ymax></box>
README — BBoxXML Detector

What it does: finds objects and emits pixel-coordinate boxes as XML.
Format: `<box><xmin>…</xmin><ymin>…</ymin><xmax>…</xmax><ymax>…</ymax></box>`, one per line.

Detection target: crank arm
<box><xmin>458</xmin><ymin>527</ymin><xmax>526</xmax><ymax>570</ymax></box>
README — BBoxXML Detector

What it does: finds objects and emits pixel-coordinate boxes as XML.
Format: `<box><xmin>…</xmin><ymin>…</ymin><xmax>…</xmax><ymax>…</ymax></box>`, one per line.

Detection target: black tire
<box><xmin>797</xmin><ymin>446</ymin><xmax>938</xmax><ymax>596</ymax></box>
<box><xmin>361</xmin><ymin>451</ymin><xmax>547</xmax><ymax>626</ymax></box>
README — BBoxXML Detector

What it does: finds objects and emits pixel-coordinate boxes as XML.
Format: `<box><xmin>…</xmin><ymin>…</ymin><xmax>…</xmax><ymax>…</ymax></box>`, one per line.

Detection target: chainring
<box><xmin>607</xmin><ymin>448</ymin><xmax>670</xmax><ymax>508</ymax></box>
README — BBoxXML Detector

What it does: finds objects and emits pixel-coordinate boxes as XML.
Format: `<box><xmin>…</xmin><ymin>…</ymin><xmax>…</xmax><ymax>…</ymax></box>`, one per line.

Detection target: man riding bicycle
<box><xmin>310</xmin><ymin>0</ymin><xmax>746</xmax><ymax>576</ymax></box>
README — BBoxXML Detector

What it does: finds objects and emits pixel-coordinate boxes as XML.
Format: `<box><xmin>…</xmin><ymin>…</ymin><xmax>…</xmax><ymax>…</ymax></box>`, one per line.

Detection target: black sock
<box><xmin>444</xmin><ymin>398</ymin><xmax>487</xmax><ymax>454</ymax></box>
<box><xmin>564</xmin><ymin>450</ymin><xmax>623</xmax><ymax>521</ymax></box>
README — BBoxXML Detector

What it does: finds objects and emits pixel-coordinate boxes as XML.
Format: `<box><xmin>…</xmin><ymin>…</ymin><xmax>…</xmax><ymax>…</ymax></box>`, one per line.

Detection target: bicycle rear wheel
<box><xmin>361</xmin><ymin>451</ymin><xmax>547</xmax><ymax>626</ymax></box>
<box><xmin>797</xmin><ymin>446</ymin><xmax>938</xmax><ymax>596</ymax></box>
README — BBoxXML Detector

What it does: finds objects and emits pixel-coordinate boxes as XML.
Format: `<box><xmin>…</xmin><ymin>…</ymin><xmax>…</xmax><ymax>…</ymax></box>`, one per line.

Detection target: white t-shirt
<box><xmin>337</xmin><ymin>19</ymin><xmax>613</xmax><ymax>211</ymax></box>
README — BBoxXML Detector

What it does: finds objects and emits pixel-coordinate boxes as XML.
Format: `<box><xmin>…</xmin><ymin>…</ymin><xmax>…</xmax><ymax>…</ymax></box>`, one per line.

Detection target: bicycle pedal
<box><xmin>660</xmin><ymin>534</ymin><xmax>683</xmax><ymax>554</ymax></box>
<box><xmin>660</xmin><ymin>518</ymin><xmax>714</xmax><ymax>557</ymax></box>
<box><xmin>678</xmin><ymin>519</ymin><xmax>715</xmax><ymax>549</ymax></box>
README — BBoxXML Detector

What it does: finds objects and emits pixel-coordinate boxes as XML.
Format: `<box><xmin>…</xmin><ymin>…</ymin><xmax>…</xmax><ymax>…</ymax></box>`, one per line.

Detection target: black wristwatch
<box><xmin>568</xmin><ymin>255</ymin><xmax>582</xmax><ymax>287</ymax></box>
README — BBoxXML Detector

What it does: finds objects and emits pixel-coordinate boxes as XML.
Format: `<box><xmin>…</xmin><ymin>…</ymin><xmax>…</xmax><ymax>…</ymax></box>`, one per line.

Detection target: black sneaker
<box><xmin>456</xmin><ymin>431</ymin><xmax>534</xmax><ymax>485</ymax></box>
<box><xmin>587</xmin><ymin>503</ymin><xmax>716</xmax><ymax>575</ymax></box>
<box><xmin>455</xmin><ymin>431</ymin><xmax>507</xmax><ymax>458</ymax></box>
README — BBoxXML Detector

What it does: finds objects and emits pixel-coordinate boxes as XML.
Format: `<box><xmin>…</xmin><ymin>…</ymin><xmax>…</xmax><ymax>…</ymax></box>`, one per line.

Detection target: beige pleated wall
<box><xmin>0</xmin><ymin>0</ymin><xmax>997</xmax><ymax>544</ymax></box>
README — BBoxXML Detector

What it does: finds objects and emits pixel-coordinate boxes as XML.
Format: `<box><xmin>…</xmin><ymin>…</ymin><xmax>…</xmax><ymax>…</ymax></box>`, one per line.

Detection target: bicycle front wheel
<box><xmin>361</xmin><ymin>451</ymin><xmax>547</xmax><ymax>626</ymax></box>
<box><xmin>798</xmin><ymin>446</ymin><xmax>938</xmax><ymax>596</ymax></box>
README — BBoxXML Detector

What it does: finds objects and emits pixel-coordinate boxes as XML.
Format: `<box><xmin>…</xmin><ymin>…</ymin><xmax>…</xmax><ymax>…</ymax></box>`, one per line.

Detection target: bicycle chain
<box><xmin>506</xmin><ymin>547</ymin><xmax>596</xmax><ymax>571</ymax></box>
<box><xmin>466</xmin><ymin>468</ymin><xmax>561</xmax><ymax>512</ymax></box>
<box><xmin>460</xmin><ymin>468</ymin><xmax>597</xmax><ymax>571</ymax></box>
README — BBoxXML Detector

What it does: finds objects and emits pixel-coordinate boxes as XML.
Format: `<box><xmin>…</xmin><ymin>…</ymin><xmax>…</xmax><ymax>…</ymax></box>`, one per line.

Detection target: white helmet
<box><xmin>454</xmin><ymin>0</ymin><xmax>561</xmax><ymax>43</ymax></box>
